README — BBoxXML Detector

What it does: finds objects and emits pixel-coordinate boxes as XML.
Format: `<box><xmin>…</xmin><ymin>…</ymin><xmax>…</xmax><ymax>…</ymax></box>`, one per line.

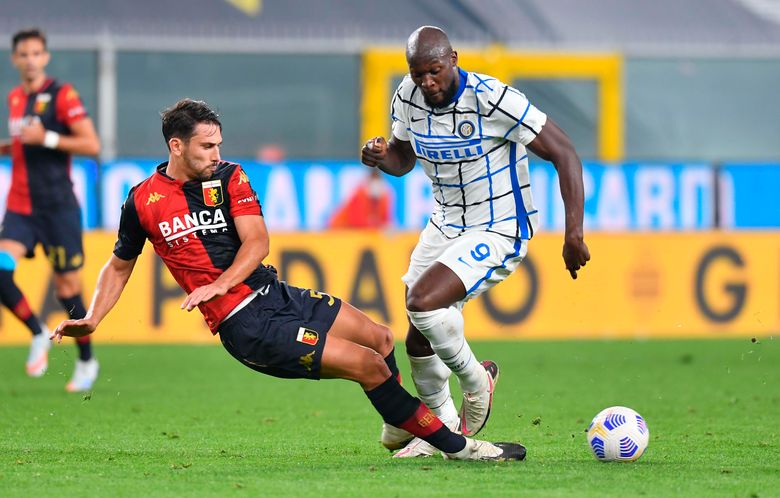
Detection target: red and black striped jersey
<box><xmin>6</xmin><ymin>78</ymin><xmax>88</xmax><ymax>214</ymax></box>
<box><xmin>113</xmin><ymin>161</ymin><xmax>276</xmax><ymax>333</ymax></box>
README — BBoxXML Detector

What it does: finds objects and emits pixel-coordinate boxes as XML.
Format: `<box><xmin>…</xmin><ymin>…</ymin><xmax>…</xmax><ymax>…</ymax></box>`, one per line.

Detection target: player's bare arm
<box><xmin>181</xmin><ymin>214</ymin><xmax>270</xmax><ymax>311</ymax></box>
<box><xmin>20</xmin><ymin>116</ymin><xmax>100</xmax><ymax>156</ymax></box>
<box><xmin>52</xmin><ymin>255</ymin><xmax>137</xmax><ymax>341</ymax></box>
<box><xmin>361</xmin><ymin>135</ymin><xmax>417</xmax><ymax>177</ymax></box>
<box><xmin>527</xmin><ymin>117</ymin><xmax>591</xmax><ymax>279</ymax></box>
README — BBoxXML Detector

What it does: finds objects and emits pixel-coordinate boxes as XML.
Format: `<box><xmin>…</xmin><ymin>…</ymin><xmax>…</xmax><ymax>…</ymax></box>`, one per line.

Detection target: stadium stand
<box><xmin>1</xmin><ymin>0</ymin><xmax>779</xmax><ymax>49</ymax></box>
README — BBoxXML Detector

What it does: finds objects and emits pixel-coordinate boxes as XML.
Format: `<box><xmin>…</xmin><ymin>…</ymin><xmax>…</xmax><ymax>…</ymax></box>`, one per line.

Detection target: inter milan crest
<box><xmin>457</xmin><ymin>120</ymin><xmax>475</xmax><ymax>138</ymax></box>
<box><xmin>201</xmin><ymin>180</ymin><xmax>223</xmax><ymax>207</ymax></box>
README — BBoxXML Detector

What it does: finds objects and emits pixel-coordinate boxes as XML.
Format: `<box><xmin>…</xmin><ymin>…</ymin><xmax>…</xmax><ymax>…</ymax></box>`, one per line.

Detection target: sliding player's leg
<box><xmin>322</xmin><ymin>299</ymin><xmax>412</xmax><ymax>449</ymax></box>
<box><xmin>320</xmin><ymin>314</ymin><xmax>524</xmax><ymax>461</ymax></box>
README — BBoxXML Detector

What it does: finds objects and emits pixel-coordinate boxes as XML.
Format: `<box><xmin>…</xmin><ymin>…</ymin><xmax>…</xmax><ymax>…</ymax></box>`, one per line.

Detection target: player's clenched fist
<box><xmin>361</xmin><ymin>136</ymin><xmax>388</xmax><ymax>167</ymax></box>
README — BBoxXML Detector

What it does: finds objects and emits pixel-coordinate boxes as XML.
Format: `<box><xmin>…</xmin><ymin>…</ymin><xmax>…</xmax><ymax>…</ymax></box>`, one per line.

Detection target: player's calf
<box><xmin>365</xmin><ymin>375</ymin><xmax>468</xmax><ymax>455</ymax></box>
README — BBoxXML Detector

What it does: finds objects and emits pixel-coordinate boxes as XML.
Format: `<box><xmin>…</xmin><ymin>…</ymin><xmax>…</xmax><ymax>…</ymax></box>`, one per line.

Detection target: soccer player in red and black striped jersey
<box><xmin>0</xmin><ymin>28</ymin><xmax>101</xmax><ymax>391</ymax></box>
<box><xmin>52</xmin><ymin>99</ymin><xmax>525</xmax><ymax>461</ymax></box>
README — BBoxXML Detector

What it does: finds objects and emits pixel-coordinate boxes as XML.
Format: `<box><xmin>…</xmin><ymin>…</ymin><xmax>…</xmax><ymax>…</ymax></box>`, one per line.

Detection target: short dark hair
<box><xmin>12</xmin><ymin>28</ymin><xmax>47</xmax><ymax>51</ymax></box>
<box><xmin>160</xmin><ymin>99</ymin><xmax>222</xmax><ymax>150</ymax></box>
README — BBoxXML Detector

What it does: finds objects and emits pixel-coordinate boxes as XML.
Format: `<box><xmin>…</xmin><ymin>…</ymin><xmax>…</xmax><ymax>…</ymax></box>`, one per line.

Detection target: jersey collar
<box><xmin>443</xmin><ymin>68</ymin><xmax>468</xmax><ymax>107</ymax></box>
<box><xmin>156</xmin><ymin>162</ymin><xmax>185</xmax><ymax>186</ymax></box>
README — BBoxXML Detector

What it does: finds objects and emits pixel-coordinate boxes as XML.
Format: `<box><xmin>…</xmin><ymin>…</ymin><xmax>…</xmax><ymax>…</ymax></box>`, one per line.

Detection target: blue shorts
<box><xmin>217</xmin><ymin>279</ymin><xmax>342</xmax><ymax>380</ymax></box>
<box><xmin>0</xmin><ymin>208</ymin><xmax>84</xmax><ymax>273</ymax></box>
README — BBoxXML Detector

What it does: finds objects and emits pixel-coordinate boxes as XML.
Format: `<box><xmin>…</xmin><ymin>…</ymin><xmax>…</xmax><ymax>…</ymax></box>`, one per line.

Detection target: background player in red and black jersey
<box><xmin>51</xmin><ymin>98</ymin><xmax>525</xmax><ymax>461</ymax></box>
<box><xmin>0</xmin><ymin>28</ymin><xmax>101</xmax><ymax>391</ymax></box>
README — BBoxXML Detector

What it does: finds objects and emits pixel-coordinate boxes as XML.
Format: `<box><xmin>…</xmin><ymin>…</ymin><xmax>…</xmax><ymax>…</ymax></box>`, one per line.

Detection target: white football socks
<box><xmin>408</xmin><ymin>354</ymin><xmax>459</xmax><ymax>427</ymax></box>
<box><xmin>407</xmin><ymin>307</ymin><xmax>487</xmax><ymax>394</ymax></box>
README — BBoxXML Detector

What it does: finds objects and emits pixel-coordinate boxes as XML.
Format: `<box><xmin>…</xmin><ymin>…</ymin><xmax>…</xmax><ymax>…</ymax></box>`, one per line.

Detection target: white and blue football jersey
<box><xmin>391</xmin><ymin>68</ymin><xmax>546</xmax><ymax>240</ymax></box>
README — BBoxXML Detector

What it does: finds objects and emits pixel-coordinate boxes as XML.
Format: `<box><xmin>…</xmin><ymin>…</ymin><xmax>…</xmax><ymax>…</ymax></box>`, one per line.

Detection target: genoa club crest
<box><xmin>201</xmin><ymin>180</ymin><xmax>223</xmax><ymax>207</ymax></box>
<box><xmin>296</xmin><ymin>327</ymin><xmax>319</xmax><ymax>346</ymax></box>
<box><xmin>34</xmin><ymin>93</ymin><xmax>51</xmax><ymax>114</ymax></box>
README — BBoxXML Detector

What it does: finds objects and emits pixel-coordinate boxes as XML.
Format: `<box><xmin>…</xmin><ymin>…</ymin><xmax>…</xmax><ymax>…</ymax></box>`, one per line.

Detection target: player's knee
<box><xmin>405</xmin><ymin>331</ymin><xmax>434</xmax><ymax>357</ymax></box>
<box><xmin>406</xmin><ymin>287</ymin><xmax>438</xmax><ymax>312</ymax></box>
<box><xmin>376</xmin><ymin>324</ymin><xmax>395</xmax><ymax>356</ymax></box>
<box><xmin>358</xmin><ymin>349</ymin><xmax>392</xmax><ymax>389</ymax></box>
<box><xmin>53</xmin><ymin>272</ymin><xmax>81</xmax><ymax>298</ymax></box>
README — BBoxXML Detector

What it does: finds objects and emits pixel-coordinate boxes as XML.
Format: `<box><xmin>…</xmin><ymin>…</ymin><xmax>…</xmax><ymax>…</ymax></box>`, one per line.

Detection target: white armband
<box><xmin>43</xmin><ymin>130</ymin><xmax>60</xmax><ymax>149</ymax></box>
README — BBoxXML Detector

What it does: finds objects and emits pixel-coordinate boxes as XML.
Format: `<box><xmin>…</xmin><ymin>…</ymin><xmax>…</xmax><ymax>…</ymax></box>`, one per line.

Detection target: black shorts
<box><xmin>0</xmin><ymin>208</ymin><xmax>84</xmax><ymax>273</ymax></box>
<box><xmin>217</xmin><ymin>279</ymin><xmax>342</xmax><ymax>380</ymax></box>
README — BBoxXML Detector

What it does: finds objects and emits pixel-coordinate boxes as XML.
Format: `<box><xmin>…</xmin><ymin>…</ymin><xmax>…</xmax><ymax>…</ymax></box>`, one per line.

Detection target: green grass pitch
<box><xmin>0</xmin><ymin>339</ymin><xmax>778</xmax><ymax>497</ymax></box>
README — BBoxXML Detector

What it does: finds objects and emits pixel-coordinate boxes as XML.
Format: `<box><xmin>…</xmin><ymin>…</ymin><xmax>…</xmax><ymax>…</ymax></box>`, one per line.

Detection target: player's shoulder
<box><xmin>394</xmin><ymin>75</ymin><xmax>417</xmax><ymax>99</ymax></box>
<box><xmin>127</xmin><ymin>164</ymin><xmax>170</xmax><ymax>203</ymax></box>
<box><xmin>49</xmin><ymin>80</ymin><xmax>84</xmax><ymax>103</ymax></box>
<box><xmin>463</xmin><ymin>70</ymin><xmax>507</xmax><ymax>97</ymax></box>
<box><xmin>214</xmin><ymin>160</ymin><xmax>244</xmax><ymax>179</ymax></box>
<box><xmin>8</xmin><ymin>85</ymin><xmax>24</xmax><ymax>100</ymax></box>
<box><xmin>125</xmin><ymin>173</ymin><xmax>156</xmax><ymax>203</ymax></box>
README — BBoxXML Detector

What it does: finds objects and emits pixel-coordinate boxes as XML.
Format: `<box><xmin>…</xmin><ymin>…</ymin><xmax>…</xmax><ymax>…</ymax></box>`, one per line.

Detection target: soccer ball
<box><xmin>586</xmin><ymin>406</ymin><xmax>649</xmax><ymax>462</ymax></box>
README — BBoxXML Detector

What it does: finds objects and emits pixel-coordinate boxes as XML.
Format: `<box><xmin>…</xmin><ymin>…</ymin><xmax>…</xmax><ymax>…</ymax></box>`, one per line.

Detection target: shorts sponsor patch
<box><xmin>296</xmin><ymin>327</ymin><xmax>319</xmax><ymax>346</ymax></box>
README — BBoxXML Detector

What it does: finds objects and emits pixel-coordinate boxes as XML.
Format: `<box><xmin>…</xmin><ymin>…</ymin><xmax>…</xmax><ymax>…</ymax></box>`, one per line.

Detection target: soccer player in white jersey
<box><xmin>361</xmin><ymin>26</ymin><xmax>591</xmax><ymax>457</ymax></box>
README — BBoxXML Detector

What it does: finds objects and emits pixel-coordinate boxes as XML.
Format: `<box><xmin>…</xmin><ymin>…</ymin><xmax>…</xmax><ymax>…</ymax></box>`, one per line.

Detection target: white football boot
<box><xmin>66</xmin><ymin>358</ymin><xmax>99</xmax><ymax>392</ymax></box>
<box><xmin>381</xmin><ymin>423</ymin><xmax>414</xmax><ymax>450</ymax></box>
<box><xmin>444</xmin><ymin>438</ymin><xmax>526</xmax><ymax>461</ymax></box>
<box><xmin>26</xmin><ymin>330</ymin><xmax>51</xmax><ymax>377</ymax></box>
<box><xmin>393</xmin><ymin>419</ymin><xmax>460</xmax><ymax>459</ymax></box>
<box><xmin>459</xmin><ymin>360</ymin><xmax>499</xmax><ymax>436</ymax></box>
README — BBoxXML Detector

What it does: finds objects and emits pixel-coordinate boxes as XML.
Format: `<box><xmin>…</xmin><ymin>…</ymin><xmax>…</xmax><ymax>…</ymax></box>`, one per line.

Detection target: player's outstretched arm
<box><xmin>181</xmin><ymin>214</ymin><xmax>269</xmax><ymax>311</ymax></box>
<box><xmin>361</xmin><ymin>135</ymin><xmax>417</xmax><ymax>177</ymax></box>
<box><xmin>52</xmin><ymin>255</ymin><xmax>137</xmax><ymax>341</ymax></box>
<box><xmin>527</xmin><ymin>117</ymin><xmax>591</xmax><ymax>279</ymax></box>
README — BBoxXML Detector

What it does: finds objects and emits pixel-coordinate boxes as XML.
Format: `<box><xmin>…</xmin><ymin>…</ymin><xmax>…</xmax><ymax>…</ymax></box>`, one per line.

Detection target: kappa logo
<box><xmin>296</xmin><ymin>327</ymin><xmax>319</xmax><ymax>346</ymax></box>
<box><xmin>146</xmin><ymin>192</ymin><xmax>166</xmax><ymax>205</ymax></box>
<box><xmin>299</xmin><ymin>350</ymin><xmax>316</xmax><ymax>372</ymax></box>
<box><xmin>202</xmin><ymin>180</ymin><xmax>224</xmax><ymax>207</ymax></box>
<box><xmin>238</xmin><ymin>169</ymin><xmax>249</xmax><ymax>185</ymax></box>
<box><xmin>65</xmin><ymin>87</ymin><xmax>80</xmax><ymax>101</ymax></box>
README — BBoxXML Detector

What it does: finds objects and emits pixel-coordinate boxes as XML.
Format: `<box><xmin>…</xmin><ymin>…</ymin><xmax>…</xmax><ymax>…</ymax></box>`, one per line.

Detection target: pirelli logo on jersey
<box><xmin>158</xmin><ymin>209</ymin><xmax>228</xmax><ymax>243</ymax></box>
<box><xmin>202</xmin><ymin>180</ymin><xmax>224</xmax><ymax>207</ymax></box>
<box><xmin>414</xmin><ymin>137</ymin><xmax>484</xmax><ymax>161</ymax></box>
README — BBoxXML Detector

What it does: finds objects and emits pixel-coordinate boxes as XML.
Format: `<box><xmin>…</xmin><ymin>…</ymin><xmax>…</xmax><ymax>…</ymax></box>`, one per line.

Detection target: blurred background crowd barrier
<box><xmin>1</xmin><ymin>0</ymin><xmax>778</xmax><ymax>342</ymax></box>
